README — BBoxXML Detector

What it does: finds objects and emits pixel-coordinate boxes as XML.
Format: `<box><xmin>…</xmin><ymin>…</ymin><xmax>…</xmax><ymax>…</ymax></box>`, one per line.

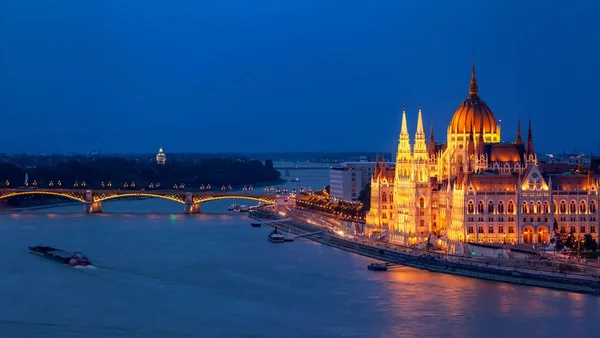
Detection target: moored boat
<box><xmin>251</xmin><ymin>222</ymin><xmax>261</xmax><ymax>227</ymax></box>
<box><xmin>268</xmin><ymin>227</ymin><xmax>285</xmax><ymax>243</ymax></box>
<box><xmin>367</xmin><ymin>262</ymin><xmax>388</xmax><ymax>271</ymax></box>
<box><xmin>29</xmin><ymin>246</ymin><xmax>92</xmax><ymax>267</ymax></box>
<box><xmin>240</xmin><ymin>205</ymin><xmax>250</xmax><ymax>212</ymax></box>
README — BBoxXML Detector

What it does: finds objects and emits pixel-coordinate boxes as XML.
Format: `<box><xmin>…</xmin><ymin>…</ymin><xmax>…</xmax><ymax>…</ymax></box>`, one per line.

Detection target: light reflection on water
<box><xmin>0</xmin><ymin>198</ymin><xmax>599</xmax><ymax>337</ymax></box>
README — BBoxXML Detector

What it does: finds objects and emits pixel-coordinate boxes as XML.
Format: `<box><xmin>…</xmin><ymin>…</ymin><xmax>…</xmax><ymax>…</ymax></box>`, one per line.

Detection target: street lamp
<box><xmin>200</xmin><ymin>184</ymin><xmax>205</xmax><ymax>191</ymax></box>
<box><xmin>206</xmin><ymin>184</ymin><xmax>211</xmax><ymax>190</ymax></box>
<box><xmin>33</xmin><ymin>180</ymin><xmax>37</xmax><ymax>187</ymax></box>
<box><xmin>74</xmin><ymin>181</ymin><xmax>78</xmax><ymax>187</ymax></box>
<box><xmin>4</xmin><ymin>180</ymin><xmax>9</xmax><ymax>187</ymax></box>
<box><xmin>107</xmin><ymin>181</ymin><xmax>112</xmax><ymax>187</ymax></box>
<box><xmin>101</xmin><ymin>181</ymin><xmax>105</xmax><ymax>188</ymax></box>
<box><xmin>57</xmin><ymin>180</ymin><xmax>62</xmax><ymax>187</ymax></box>
<box><xmin>49</xmin><ymin>181</ymin><xmax>54</xmax><ymax>187</ymax></box>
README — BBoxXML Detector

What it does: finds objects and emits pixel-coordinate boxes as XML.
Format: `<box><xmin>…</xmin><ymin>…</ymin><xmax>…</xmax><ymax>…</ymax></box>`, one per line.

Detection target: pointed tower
<box><xmin>380</xmin><ymin>156</ymin><xmax>387</xmax><ymax>179</ymax></box>
<box><xmin>413</xmin><ymin>105</ymin><xmax>427</xmax><ymax>160</ymax></box>
<box><xmin>428</xmin><ymin>122</ymin><xmax>436</xmax><ymax>159</ymax></box>
<box><xmin>526</xmin><ymin>119</ymin><xmax>535</xmax><ymax>163</ymax></box>
<box><xmin>469</xmin><ymin>59</ymin><xmax>478</xmax><ymax>97</ymax></box>
<box><xmin>395</xmin><ymin>106</ymin><xmax>412</xmax><ymax>177</ymax></box>
<box><xmin>515</xmin><ymin>119</ymin><xmax>523</xmax><ymax>144</ymax></box>
<box><xmin>374</xmin><ymin>154</ymin><xmax>380</xmax><ymax>180</ymax></box>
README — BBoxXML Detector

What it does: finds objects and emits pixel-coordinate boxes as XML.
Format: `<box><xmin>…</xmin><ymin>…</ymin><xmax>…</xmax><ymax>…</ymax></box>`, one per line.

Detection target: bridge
<box><xmin>0</xmin><ymin>188</ymin><xmax>277</xmax><ymax>214</ymax></box>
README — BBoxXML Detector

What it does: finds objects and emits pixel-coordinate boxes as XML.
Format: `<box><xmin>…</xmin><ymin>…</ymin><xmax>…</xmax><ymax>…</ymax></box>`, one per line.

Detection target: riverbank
<box><xmin>250</xmin><ymin>209</ymin><xmax>600</xmax><ymax>295</ymax></box>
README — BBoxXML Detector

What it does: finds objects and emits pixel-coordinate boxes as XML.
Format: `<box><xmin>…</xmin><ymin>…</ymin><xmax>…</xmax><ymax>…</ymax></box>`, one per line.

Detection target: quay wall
<box><xmin>327</xmin><ymin>235</ymin><xmax>600</xmax><ymax>295</ymax></box>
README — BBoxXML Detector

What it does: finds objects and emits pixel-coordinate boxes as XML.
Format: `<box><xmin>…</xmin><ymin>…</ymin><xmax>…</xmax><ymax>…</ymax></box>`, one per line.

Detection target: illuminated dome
<box><xmin>448</xmin><ymin>63</ymin><xmax>499</xmax><ymax>136</ymax></box>
<box><xmin>156</xmin><ymin>147</ymin><xmax>166</xmax><ymax>165</ymax></box>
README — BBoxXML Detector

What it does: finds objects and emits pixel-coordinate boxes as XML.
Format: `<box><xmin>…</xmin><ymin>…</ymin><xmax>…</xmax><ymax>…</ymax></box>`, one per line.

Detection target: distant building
<box><xmin>156</xmin><ymin>147</ymin><xmax>166</xmax><ymax>165</ymax></box>
<box><xmin>329</xmin><ymin>161</ymin><xmax>379</xmax><ymax>202</ymax></box>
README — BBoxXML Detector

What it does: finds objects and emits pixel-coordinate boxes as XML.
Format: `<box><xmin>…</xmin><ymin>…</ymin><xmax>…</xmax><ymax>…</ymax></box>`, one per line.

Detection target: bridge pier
<box><xmin>84</xmin><ymin>201</ymin><xmax>103</xmax><ymax>214</ymax></box>
<box><xmin>184</xmin><ymin>203</ymin><xmax>200</xmax><ymax>214</ymax></box>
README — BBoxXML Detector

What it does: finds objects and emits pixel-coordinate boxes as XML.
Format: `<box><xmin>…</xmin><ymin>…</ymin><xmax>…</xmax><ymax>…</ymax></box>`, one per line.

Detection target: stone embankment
<box><xmin>250</xmin><ymin>209</ymin><xmax>600</xmax><ymax>295</ymax></box>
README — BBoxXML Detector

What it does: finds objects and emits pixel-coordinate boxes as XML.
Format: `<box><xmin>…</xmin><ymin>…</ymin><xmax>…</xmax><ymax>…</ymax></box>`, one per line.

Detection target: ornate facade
<box><xmin>366</xmin><ymin>63</ymin><xmax>599</xmax><ymax>250</ymax></box>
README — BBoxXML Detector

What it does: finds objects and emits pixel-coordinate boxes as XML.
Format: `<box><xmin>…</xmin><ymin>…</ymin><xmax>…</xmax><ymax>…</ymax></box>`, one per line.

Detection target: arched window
<box><xmin>498</xmin><ymin>201</ymin><xmax>504</xmax><ymax>213</ymax></box>
<box><xmin>477</xmin><ymin>201</ymin><xmax>484</xmax><ymax>213</ymax></box>
<box><xmin>381</xmin><ymin>193</ymin><xmax>387</xmax><ymax>203</ymax></box>
<box><xmin>419</xmin><ymin>197</ymin><xmax>425</xmax><ymax>208</ymax></box>
<box><xmin>508</xmin><ymin>201</ymin><xmax>514</xmax><ymax>214</ymax></box>
<box><xmin>530</xmin><ymin>201</ymin><xmax>535</xmax><ymax>214</ymax></box>
<box><xmin>467</xmin><ymin>201</ymin><xmax>474</xmax><ymax>214</ymax></box>
<box><xmin>560</xmin><ymin>201</ymin><xmax>566</xmax><ymax>213</ymax></box>
<box><xmin>544</xmin><ymin>201</ymin><xmax>550</xmax><ymax>213</ymax></box>
<box><xmin>570</xmin><ymin>201</ymin><xmax>577</xmax><ymax>213</ymax></box>
<box><xmin>488</xmin><ymin>201</ymin><xmax>494</xmax><ymax>213</ymax></box>
<box><xmin>528</xmin><ymin>180</ymin><xmax>534</xmax><ymax>190</ymax></box>
<box><xmin>580</xmin><ymin>201</ymin><xmax>587</xmax><ymax>213</ymax></box>
<box><xmin>389</xmin><ymin>194</ymin><xmax>393</xmax><ymax>203</ymax></box>
<box><xmin>591</xmin><ymin>201</ymin><xmax>597</xmax><ymax>213</ymax></box>
<box><xmin>536</xmin><ymin>201</ymin><xmax>542</xmax><ymax>213</ymax></box>
<box><xmin>553</xmin><ymin>201</ymin><xmax>557</xmax><ymax>213</ymax></box>
<box><xmin>522</xmin><ymin>201</ymin><xmax>528</xmax><ymax>213</ymax></box>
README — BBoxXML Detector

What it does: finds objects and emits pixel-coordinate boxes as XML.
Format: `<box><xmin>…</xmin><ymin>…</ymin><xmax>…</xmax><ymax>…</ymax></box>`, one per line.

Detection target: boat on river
<box><xmin>251</xmin><ymin>222</ymin><xmax>261</xmax><ymax>227</ymax></box>
<box><xmin>268</xmin><ymin>227</ymin><xmax>285</xmax><ymax>243</ymax></box>
<box><xmin>367</xmin><ymin>262</ymin><xmax>388</xmax><ymax>271</ymax></box>
<box><xmin>29</xmin><ymin>246</ymin><xmax>92</xmax><ymax>267</ymax></box>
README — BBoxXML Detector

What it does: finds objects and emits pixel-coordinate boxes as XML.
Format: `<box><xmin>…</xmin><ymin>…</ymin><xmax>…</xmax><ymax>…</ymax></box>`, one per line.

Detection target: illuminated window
<box><xmin>478</xmin><ymin>201</ymin><xmax>484</xmax><ymax>213</ymax></box>
<box><xmin>544</xmin><ymin>201</ymin><xmax>550</xmax><ymax>213</ymax></box>
<box><xmin>488</xmin><ymin>201</ymin><xmax>494</xmax><ymax>213</ymax></box>
<box><xmin>560</xmin><ymin>201</ymin><xmax>566</xmax><ymax>213</ymax></box>
<box><xmin>468</xmin><ymin>201</ymin><xmax>474</xmax><ymax>214</ymax></box>
<box><xmin>488</xmin><ymin>225</ymin><xmax>494</xmax><ymax>233</ymax></box>
<box><xmin>580</xmin><ymin>201</ymin><xmax>587</xmax><ymax>213</ymax></box>
<box><xmin>478</xmin><ymin>225</ymin><xmax>484</xmax><ymax>233</ymax></box>
<box><xmin>570</xmin><ymin>201</ymin><xmax>576</xmax><ymax>213</ymax></box>
<box><xmin>498</xmin><ymin>201</ymin><xmax>504</xmax><ymax>213</ymax></box>
<box><xmin>591</xmin><ymin>201</ymin><xmax>597</xmax><ymax>213</ymax></box>
<box><xmin>419</xmin><ymin>220</ymin><xmax>424</xmax><ymax>227</ymax></box>
<box><xmin>508</xmin><ymin>201</ymin><xmax>514</xmax><ymax>214</ymax></box>
<box><xmin>468</xmin><ymin>226</ymin><xmax>474</xmax><ymax>234</ymax></box>
<box><xmin>381</xmin><ymin>193</ymin><xmax>387</xmax><ymax>203</ymax></box>
<box><xmin>508</xmin><ymin>225</ymin><xmax>514</xmax><ymax>233</ymax></box>
<box><xmin>522</xmin><ymin>202</ymin><xmax>528</xmax><ymax>213</ymax></box>
<box><xmin>419</xmin><ymin>197</ymin><xmax>425</xmax><ymax>208</ymax></box>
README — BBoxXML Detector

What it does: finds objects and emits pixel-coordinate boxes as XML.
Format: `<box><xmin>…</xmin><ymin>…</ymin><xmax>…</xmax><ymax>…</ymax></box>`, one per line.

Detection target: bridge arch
<box><xmin>94</xmin><ymin>193</ymin><xmax>186</xmax><ymax>204</ymax></box>
<box><xmin>0</xmin><ymin>191</ymin><xmax>86</xmax><ymax>203</ymax></box>
<box><xmin>193</xmin><ymin>195</ymin><xmax>275</xmax><ymax>205</ymax></box>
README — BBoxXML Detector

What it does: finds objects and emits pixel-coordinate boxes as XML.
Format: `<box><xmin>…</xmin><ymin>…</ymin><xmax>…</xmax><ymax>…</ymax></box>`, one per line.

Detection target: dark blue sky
<box><xmin>1</xmin><ymin>0</ymin><xmax>599</xmax><ymax>154</ymax></box>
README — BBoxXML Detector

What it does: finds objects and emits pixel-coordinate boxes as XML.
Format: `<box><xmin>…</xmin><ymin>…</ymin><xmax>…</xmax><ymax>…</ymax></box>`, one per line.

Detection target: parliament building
<box><xmin>365</xmin><ymin>63</ymin><xmax>599</xmax><ymax>252</ymax></box>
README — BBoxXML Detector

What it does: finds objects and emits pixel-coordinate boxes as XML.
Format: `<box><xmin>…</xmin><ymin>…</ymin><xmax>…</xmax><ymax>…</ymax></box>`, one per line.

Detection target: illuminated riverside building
<box><xmin>365</xmin><ymin>63</ymin><xmax>599</xmax><ymax>252</ymax></box>
<box><xmin>156</xmin><ymin>147</ymin><xmax>166</xmax><ymax>165</ymax></box>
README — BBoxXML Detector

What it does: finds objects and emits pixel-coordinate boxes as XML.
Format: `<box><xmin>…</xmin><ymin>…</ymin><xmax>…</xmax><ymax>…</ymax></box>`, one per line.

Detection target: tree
<box><xmin>357</xmin><ymin>183</ymin><xmax>371</xmax><ymax>211</ymax></box>
<box><xmin>583</xmin><ymin>234</ymin><xmax>598</xmax><ymax>252</ymax></box>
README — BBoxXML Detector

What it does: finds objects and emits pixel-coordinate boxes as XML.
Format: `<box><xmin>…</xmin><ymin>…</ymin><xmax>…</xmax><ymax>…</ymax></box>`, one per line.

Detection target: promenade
<box><xmin>251</xmin><ymin>207</ymin><xmax>600</xmax><ymax>295</ymax></box>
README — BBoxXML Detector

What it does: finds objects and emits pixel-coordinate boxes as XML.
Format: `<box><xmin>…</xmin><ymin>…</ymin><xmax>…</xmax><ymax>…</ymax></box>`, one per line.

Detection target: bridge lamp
<box><xmin>156</xmin><ymin>182</ymin><xmax>160</xmax><ymax>188</ymax></box>
<box><xmin>249</xmin><ymin>185</ymin><xmax>253</xmax><ymax>191</ymax></box>
<box><xmin>124</xmin><ymin>183</ymin><xmax>129</xmax><ymax>188</ymax></box>
<box><xmin>131</xmin><ymin>182</ymin><xmax>135</xmax><ymax>188</ymax></box>
<box><xmin>73</xmin><ymin>181</ymin><xmax>78</xmax><ymax>187</ymax></box>
<box><xmin>82</xmin><ymin>181</ymin><xmax>87</xmax><ymax>187</ymax></box>
<box><xmin>57</xmin><ymin>180</ymin><xmax>61</xmax><ymax>186</ymax></box>
<box><xmin>33</xmin><ymin>180</ymin><xmax>37</xmax><ymax>187</ymax></box>
<box><xmin>179</xmin><ymin>183</ymin><xmax>184</xmax><ymax>189</ymax></box>
<box><xmin>4</xmin><ymin>180</ymin><xmax>9</xmax><ymax>186</ymax></box>
<box><xmin>49</xmin><ymin>181</ymin><xmax>54</xmax><ymax>187</ymax></box>
<box><xmin>206</xmin><ymin>184</ymin><xmax>211</xmax><ymax>190</ymax></box>
<box><xmin>24</xmin><ymin>181</ymin><xmax>29</xmax><ymax>187</ymax></box>
<box><xmin>107</xmin><ymin>181</ymin><xmax>112</xmax><ymax>187</ymax></box>
<box><xmin>200</xmin><ymin>185</ymin><xmax>205</xmax><ymax>190</ymax></box>
<box><xmin>173</xmin><ymin>184</ymin><xmax>178</xmax><ymax>189</ymax></box>
<box><xmin>101</xmin><ymin>182</ymin><xmax>105</xmax><ymax>188</ymax></box>
<box><xmin>228</xmin><ymin>185</ymin><xmax>232</xmax><ymax>190</ymax></box>
<box><xmin>221</xmin><ymin>185</ymin><xmax>226</xmax><ymax>191</ymax></box>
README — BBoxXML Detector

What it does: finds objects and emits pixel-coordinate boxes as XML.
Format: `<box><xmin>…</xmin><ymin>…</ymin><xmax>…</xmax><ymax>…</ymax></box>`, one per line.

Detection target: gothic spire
<box><xmin>516</xmin><ymin>119</ymin><xmax>523</xmax><ymax>144</ymax></box>
<box><xmin>428</xmin><ymin>121</ymin><xmax>436</xmax><ymax>158</ymax></box>
<box><xmin>526</xmin><ymin>118</ymin><xmax>534</xmax><ymax>158</ymax></box>
<box><xmin>416</xmin><ymin>105</ymin><xmax>425</xmax><ymax>136</ymax></box>
<box><xmin>401</xmin><ymin>106</ymin><xmax>408</xmax><ymax>135</ymax></box>
<box><xmin>374</xmin><ymin>154</ymin><xmax>380</xmax><ymax>178</ymax></box>
<box><xmin>469</xmin><ymin>59</ymin><xmax>478</xmax><ymax>96</ymax></box>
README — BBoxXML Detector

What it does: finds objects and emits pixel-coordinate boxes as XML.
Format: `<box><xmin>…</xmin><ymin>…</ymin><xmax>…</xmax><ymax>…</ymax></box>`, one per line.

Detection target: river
<box><xmin>0</xmin><ymin>169</ymin><xmax>599</xmax><ymax>337</ymax></box>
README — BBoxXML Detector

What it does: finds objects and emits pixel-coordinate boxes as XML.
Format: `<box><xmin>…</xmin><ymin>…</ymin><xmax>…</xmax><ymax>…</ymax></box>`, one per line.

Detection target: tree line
<box><xmin>0</xmin><ymin>157</ymin><xmax>281</xmax><ymax>189</ymax></box>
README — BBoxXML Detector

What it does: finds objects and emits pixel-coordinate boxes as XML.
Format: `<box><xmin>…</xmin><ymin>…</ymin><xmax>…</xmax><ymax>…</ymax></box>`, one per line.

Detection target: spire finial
<box><xmin>416</xmin><ymin>105</ymin><xmax>425</xmax><ymax>135</ymax></box>
<box><xmin>516</xmin><ymin>119</ymin><xmax>522</xmax><ymax>144</ymax></box>
<box><xmin>400</xmin><ymin>106</ymin><xmax>408</xmax><ymax>135</ymax></box>
<box><xmin>469</xmin><ymin>58</ymin><xmax>478</xmax><ymax>96</ymax></box>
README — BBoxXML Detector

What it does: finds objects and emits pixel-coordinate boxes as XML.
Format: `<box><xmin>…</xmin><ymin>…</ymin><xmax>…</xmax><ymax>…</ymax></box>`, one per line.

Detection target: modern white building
<box><xmin>329</xmin><ymin>161</ymin><xmax>381</xmax><ymax>202</ymax></box>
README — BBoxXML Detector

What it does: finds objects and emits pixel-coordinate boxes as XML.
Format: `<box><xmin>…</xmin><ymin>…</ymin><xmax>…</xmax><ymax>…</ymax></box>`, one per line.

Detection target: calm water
<box><xmin>1</xmin><ymin>170</ymin><xmax>599</xmax><ymax>337</ymax></box>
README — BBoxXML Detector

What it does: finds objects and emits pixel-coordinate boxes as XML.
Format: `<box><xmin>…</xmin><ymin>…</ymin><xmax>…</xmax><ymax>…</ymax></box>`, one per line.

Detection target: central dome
<box><xmin>448</xmin><ymin>63</ymin><xmax>499</xmax><ymax>135</ymax></box>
